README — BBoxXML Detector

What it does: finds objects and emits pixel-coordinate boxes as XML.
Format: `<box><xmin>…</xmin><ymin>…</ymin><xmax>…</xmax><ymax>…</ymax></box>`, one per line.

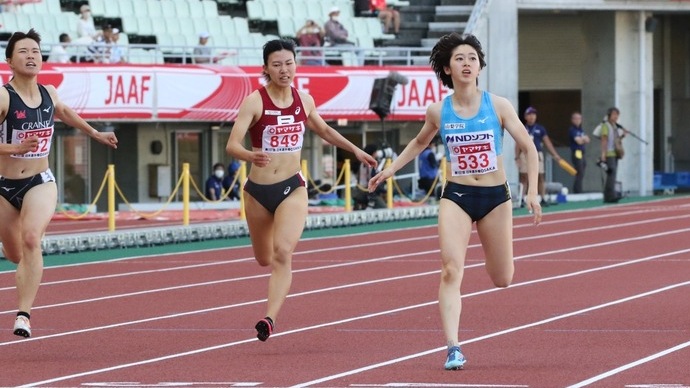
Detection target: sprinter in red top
<box><xmin>226</xmin><ymin>39</ymin><xmax>376</xmax><ymax>342</ymax></box>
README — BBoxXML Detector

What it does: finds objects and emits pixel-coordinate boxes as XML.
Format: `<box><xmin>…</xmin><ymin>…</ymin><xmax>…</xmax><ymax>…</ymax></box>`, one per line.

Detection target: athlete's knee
<box><xmin>255</xmin><ymin>254</ymin><xmax>272</xmax><ymax>267</ymax></box>
<box><xmin>22</xmin><ymin>230</ymin><xmax>43</xmax><ymax>252</ymax></box>
<box><xmin>272</xmin><ymin>243</ymin><xmax>294</xmax><ymax>263</ymax></box>
<box><xmin>440</xmin><ymin>261</ymin><xmax>463</xmax><ymax>284</ymax></box>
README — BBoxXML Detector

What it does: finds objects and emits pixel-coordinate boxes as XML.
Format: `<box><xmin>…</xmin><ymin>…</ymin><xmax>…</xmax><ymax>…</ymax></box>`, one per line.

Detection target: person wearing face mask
<box><xmin>324</xmin><ymin>6</ymin><xmax>364</xmax><ymax>65</ymax></box>
<box><xmin>296</xmin><ymin>20</ymin><xmax>325</xmax><ymax>65</ymax></box>
<box><xmin>76</xmin><ymin>5</ymin><xmax>101</xmax><ymax>43</ymax></box>
<box><xmin>205</xmin><ymin>162</ymin><xmax>226</xmax><ymax>201</ymax></box>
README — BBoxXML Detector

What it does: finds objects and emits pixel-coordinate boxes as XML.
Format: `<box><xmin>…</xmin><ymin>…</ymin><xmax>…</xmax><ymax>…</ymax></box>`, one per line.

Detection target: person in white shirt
<box><xmin>75</xmin><ymin>4</ymin><xmax>100</xmax><ymax>42</ymax></box>
<box><xmin>108</xmin><ymin>28</ymin><xmax>126</xmax><ymax>63</ymax></box>
<box><xmin>47</xmin><ymin>33</ymin><xmax>73</xmax><ymax>64</ymax></box>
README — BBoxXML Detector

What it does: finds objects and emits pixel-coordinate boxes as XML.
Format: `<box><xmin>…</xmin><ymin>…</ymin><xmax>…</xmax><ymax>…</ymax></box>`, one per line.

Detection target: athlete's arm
<box><xmin>225</xmin><ymin>91</ymin><xmax>271</xmax><ymax>168</ymax></box>
<box><xmin>301</xmin><ymin>91</ymin><xmax>377</xmax><ymax>169</ymax></box>
<box><xmin>46</xmin><ymin>85</ymin><xmax>118</xmax><ymax>149</ymax></box>
<box><xmin>368</xmin><ymin>101</ymin><xmax>441</xmax><ymax>192</ymax></box>
<box><xmin>494</xmin><ymin>95</ymin><xmax>541</xmax><ymax>224</ymax></box>
<box><xmin>0</xmin><ymin>87</ymin><xmax>39</xmax><ymax>155</ymax></box>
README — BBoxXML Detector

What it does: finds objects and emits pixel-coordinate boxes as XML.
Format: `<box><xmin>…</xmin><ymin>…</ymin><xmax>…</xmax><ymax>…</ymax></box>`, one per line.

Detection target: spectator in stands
<box><xmin>324</xmin><ymin>6</ymin><xmax>364</xmax><ymax>65</ymax></box>
<box><xmin>1</xmin><ymin>0</ymin><xmax>21</xmax><ymax>13</ymax></box>
<box><xmin>371</xmin><ymin>0</ymin><xmax>400</xmax><ymax>35</ymax></box>
<box><xmin>296</xmin><ymin>19</ymin><xmax>325</xmax><ymax>65</ymax></box>
<box><xmin>515</xmin><ymin>106</ymin><xmax>562</xmax><ymax>206</ymax></box>
<box><xmin>222</xmin><ymin>160</ymin><xmax>241</xmax><ymax>201</ymax></box>
<box><xmin>108</xmin><ymin>28</ymin><xmax>126</xmax><ymax>64</ymax></box>
<box><xmin>418</xmin><ymin>140</ymin><xmax>441</xmax><ymax>199</ymax></box>
<box><xmin>205</xmin><ymin>162</ymin><xmax>226</xmax><ymax>201</ymax></box>
<box><xmin>192</xmin><ymin>32</ymin><xmax>233</xmax><ymax>64</ymax></box>
<box><xmin>83</xmin><ymin>24</ymin><xmax>113</xmax><ymax>64</ymax></box>
<box><xmin>47</xmin><ymin>33</ymin><xmax>73</xmax><ymax>64</ymax></box>
<box><xmin>76</xmin><ymin>4</ymin><xmax>100</xmax><ymax>43</ymax></box>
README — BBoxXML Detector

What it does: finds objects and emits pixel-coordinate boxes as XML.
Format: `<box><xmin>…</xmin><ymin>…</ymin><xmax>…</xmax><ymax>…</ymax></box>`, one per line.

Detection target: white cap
<box><xmin>329</xmin><ymin>6</ymin><xmax>340</xmax><ymax>15</ymax></box>
<box><xmin>112</xmin><ymin>28</ymin><xmax>120</xmax><ymax>34</ymax></box>
<box><xmin>199</xmin><ymin>31</ymin><xmax>210</xmax><ymax>39</ymax></box>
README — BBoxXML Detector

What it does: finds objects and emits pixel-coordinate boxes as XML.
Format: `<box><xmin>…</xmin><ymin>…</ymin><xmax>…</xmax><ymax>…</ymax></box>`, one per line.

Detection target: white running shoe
<box><xmin>13</xmin><ymin>316</ymin><xmax>31</xmax><ymax>338</ymax></box>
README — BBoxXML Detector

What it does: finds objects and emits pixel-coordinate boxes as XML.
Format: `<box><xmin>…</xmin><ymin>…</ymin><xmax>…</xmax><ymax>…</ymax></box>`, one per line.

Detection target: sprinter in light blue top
<box><xmin>368</xmin><ymin>33</ymin><xmax>541</xmax><ymax>371</ymax></box>
<box><xmin>439</xmin><ymin>90</ymin><xmax>504</xmax><ymax>177</ymax></box>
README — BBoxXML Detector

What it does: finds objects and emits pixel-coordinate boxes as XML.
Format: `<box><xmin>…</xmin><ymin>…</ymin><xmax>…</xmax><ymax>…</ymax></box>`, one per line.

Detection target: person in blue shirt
<box><xmin>418</xmin><ymin>141</ymin><xmax>440</xmax><ymax>199</ymax></box>
<box><xmin>568</xmin><ymin>111</ymin><xmax>590</xmax><ymax>193</ymax></box>
<box><xmin>222</xmin><ymin>160</ymin><xmax>241</xmax><ymax>200</ymax></box>
<box><xmin>205</xmin><ymin>162</ymin><xmax>226</xmax><ymax>201</ymax></box>
<box><xmin>515</xmin><ymin>106</ymin><xmax>562</xmax><ymax>205</ymax></box>
<box><xmin>369</xmin><ymin>32</ymin><xmax>541</xmax><ymax>371</ymax></box>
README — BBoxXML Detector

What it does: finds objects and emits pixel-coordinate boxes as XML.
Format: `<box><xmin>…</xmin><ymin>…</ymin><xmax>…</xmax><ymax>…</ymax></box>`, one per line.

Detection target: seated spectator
<box><xmin>370</xmin><ymin>0</ymin><xmax>400</xmax><ymax>34</ymax></box>
<box><xmin>205</xmin><ymin>163</ymin><xmax>227</xmax><ymax>201</ymax></box>
<box><xmin>324</xmin><ymin>7</ymin><xmax>364</xmax><ymax>65</ymax></box>
<box><xmin>108</xmin><ymin>28</ymin><xmax>126</xmax><ymax>63</ymax></box>
<box><xmin>75</xmin><ymin>4</ymin><xmax>101</xmax><ymax>43</ymax></box>
<box><xmin>192</xmin><ymin>32</ymin><xmax>234</xmax><ymax>64</ymax></box>
<box><xmin>296</xmin><ymin>19</ymin><xmax>325</xmax><ymax>65</ymax></box>
<box><xmin>47</xmin><ymin>33</ymin><xmax>74</xmax><ymax>64</ymax></box>
<box><xmin>83</xmin><ymin>24</ymin><xmax>114</xmax><ymax>63</ymax></box>
<box><xmin>222</xmin><ymin>160</ymin><xmax>241</xmax><ymax>201</ymax></box>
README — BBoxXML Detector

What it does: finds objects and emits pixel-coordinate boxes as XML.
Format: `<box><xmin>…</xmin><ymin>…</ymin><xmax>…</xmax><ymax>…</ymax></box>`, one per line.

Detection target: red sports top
<box><xmin>249</xmin><ymin>86</ymin><xmax>309</xmax><ymax>152</ymax></box>
<box><xmin>370</xmin><ymin>0</ymin><xmax>386</xmax><ymax>11</ymax></box>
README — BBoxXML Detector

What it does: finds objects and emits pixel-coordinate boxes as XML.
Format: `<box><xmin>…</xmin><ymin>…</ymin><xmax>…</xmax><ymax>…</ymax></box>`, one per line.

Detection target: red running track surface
<box><xmin>2</xmin><ymin>197</ymin><xmax>690</xmax><ymax>387</ymax></box>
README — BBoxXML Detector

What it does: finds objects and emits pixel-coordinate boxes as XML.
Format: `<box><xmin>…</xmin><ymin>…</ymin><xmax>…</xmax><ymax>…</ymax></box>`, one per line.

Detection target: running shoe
<box><xmin>13</xmin><ymin>316</ymin><xmax>31</xmax><ymax>338</ymax></box>
<box><xmin>444</xmin><ymin>345</ymin><xmax>466</xmax><ymax>370</ymax></box>
<box><xmin>255</xmin><ymin>317</ymin><xmax>274</xmax><ymax>342</ymax></box>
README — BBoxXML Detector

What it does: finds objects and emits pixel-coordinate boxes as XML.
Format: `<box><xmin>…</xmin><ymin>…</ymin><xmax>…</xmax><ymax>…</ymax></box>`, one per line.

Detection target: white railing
<box><xmin>38</xmin><ymin>41</ymin><xmax>434</xmax><ymax>66</ymax></box>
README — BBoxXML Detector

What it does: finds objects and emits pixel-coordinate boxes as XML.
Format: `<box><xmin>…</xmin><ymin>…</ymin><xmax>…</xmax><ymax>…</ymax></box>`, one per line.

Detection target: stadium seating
<box><xmin>0</xmin><ymin>0</ymin><xmax>403</xmax><ymax>65</ymax></box>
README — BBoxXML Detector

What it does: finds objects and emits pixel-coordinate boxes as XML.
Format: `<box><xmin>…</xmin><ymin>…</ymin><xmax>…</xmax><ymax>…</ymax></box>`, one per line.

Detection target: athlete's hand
<box><xmin>16</xmin><ymin>137</ymin><xmax>39</xmax><ymax>154</ymax></box>
<box><xmin>354</xmin><ymin>148</ymin><xmax>377</xmax><ymax>169</ymax></box>
<box><xmin>250</xmin><ymin>151</ymin><xmax>272</xmax><ymax>167</ymax></box>
<box><xmin>368</xmin><ymin>168</ymin><xmax>393</xmax><ymax>193</ymax></box>
<box><xmin>525</xmin><ymin>193</ymin><xmax>542</xmax><ymax>225</ymax></box>
<box><xmin>94</xmin><ymin>131</ymin><xmax>118</xmax><ymax>149</ymax></box>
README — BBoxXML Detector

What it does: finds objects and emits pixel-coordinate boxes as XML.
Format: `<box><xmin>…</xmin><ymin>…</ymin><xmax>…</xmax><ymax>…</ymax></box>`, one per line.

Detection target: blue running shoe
<box><xmin>444</xmin><ymin>346</ymin><xmax>466</xmax><ymax>370</ymax></box>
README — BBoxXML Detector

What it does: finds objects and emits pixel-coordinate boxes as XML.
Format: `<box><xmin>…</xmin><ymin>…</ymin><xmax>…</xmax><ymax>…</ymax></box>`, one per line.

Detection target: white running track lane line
<box><xmin>0</xmin><ymin>232</ymin><xmax>440</xmax><ymax>277</ymax></box>
<box><xmin>350</xmin><ymin>384</ymin><xmax>529</xmax><ymax>387</ymax></box>
<box><xmin>0</xmin><ymin>250</ymin><xmax>439</xmax><ymax>316</ymax></box>
<box><xmin>566</xmin><ymin>340</ymin><xmax>690</xmax><ymax>387</ymax></box>
<box><xmin>21</xmin><ymin>278</ymin><xmax>690</xmax><ymax>387</ymax></box>
<box><xmin>15</xmin><ymin>249</ymin><xmax>690</xmax><ymax>386</ymax></box>
<box><xmin>4</xmin><ymin>244</ymin><xmax>687</xmax><ymax>346</ymax></box>
<box><xmin>2</xmin><ymin>224</ymin><xmax>688</xmax><ymax>318</ymax></box>
<box><xmin>288</xmin><ymin>280</ymin><xmax>690</xmax><ymax>388</ymax></box>
<box><xmin>2</xmin><ymin>212</ymin><xmax>687</xmax><ymax>304</ymax></box>
<box><xmin>2</xmin><ymin>205</ymin><xmax>686</xmax><ymax>280</ymax></box>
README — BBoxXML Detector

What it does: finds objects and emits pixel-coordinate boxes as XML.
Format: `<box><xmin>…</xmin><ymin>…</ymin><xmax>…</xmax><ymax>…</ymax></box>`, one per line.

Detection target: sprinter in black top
<box><xmin>0</xmin><ymin>29</ymin><xmax>118</xmax><ymax>338</ymax></box>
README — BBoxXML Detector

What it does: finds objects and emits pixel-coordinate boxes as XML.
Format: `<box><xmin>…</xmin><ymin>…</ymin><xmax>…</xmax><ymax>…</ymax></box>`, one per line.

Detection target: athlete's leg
<box><xmin>518</xmin><ymin>172</ymin><xmax>528</xmax><ymax>197</ymax></box>
<box><xmin>16</xmin><ymin>183</ymin><xmax>57</xmax><ymax>314</ymax></box>
<box><xmin>244</xmin><ymin>193</ymin><xmax>275</xmax><ymax>267</ymax></box>
<box><xmin>0</xmin><ymin>200</ymin><xmax>22</xmax><ymax>264</ymax></box>
<box><xmin>265</xmin><ymin>187</ymin><xmax>308</xmax><ymax>321</ymax></box>
<box><xmin>437</xmin><ymin>199</ymin><xmax>472</xmax><ymax>347</ymax></box>
<box><xmin>476</xmin><ymin>200</ymin><xmax>514</xmax><ymax>288</ymax></box>
<box><xmin>538</xmin><ymin>173</ymin><xmax>546</xmax><ymax>201</ymax></box>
